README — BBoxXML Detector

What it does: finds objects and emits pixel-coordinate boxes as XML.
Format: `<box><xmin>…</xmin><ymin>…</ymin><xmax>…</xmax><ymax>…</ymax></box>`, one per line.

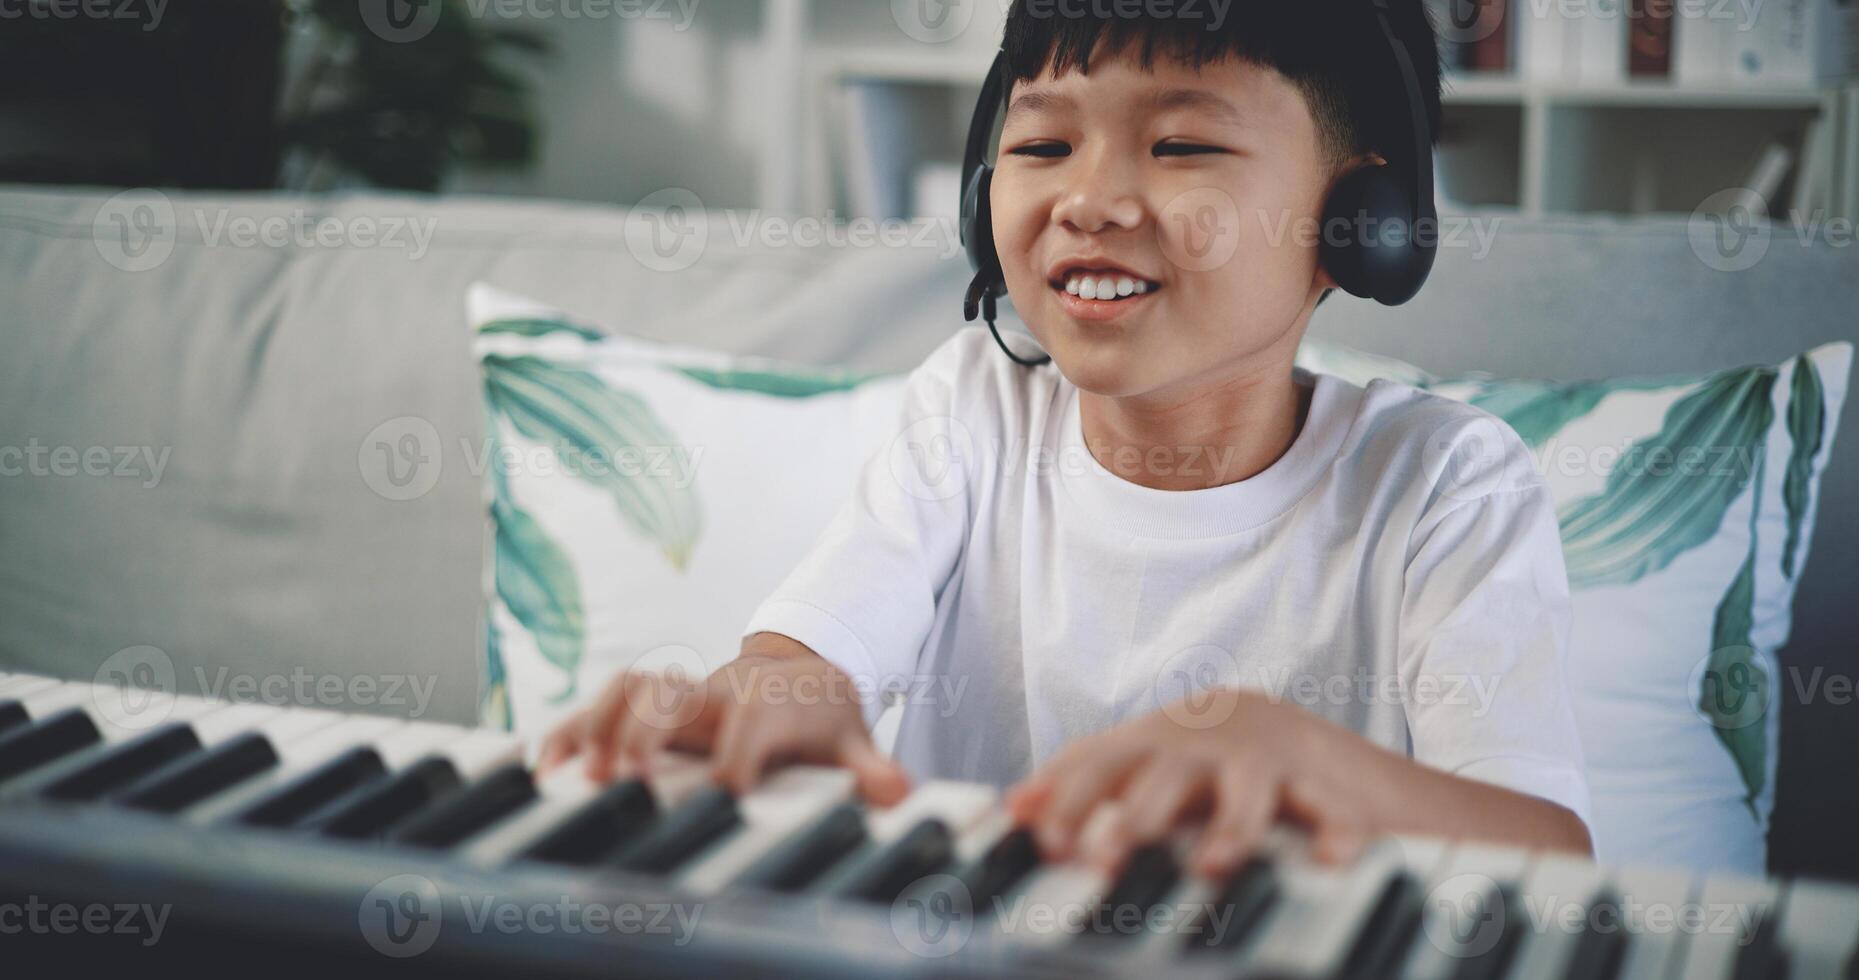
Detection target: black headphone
<box><xmin>960</xmin><ymin>0</ymin><xmax>1439</xmax><ymax>368</ymax></box>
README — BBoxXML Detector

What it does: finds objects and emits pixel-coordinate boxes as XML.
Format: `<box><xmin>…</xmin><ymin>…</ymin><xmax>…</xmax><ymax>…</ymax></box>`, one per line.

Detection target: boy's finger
<box><xmin>584</xmin><ymin>674</ymin><xmax>648</xmax><ymax>782</ymax></box>
<box><xmin>837</xmin><ymin>734</ymin><xmax>909</xmax><ymax>806</ymax></box>
<box><xmin>534</xmin><ymin>716</ymin><xmax>585</xmax><ymax>773</ymax></box>
<box><xmin>1036</xmin><ymin>752</ymin><xmax>1144</xmax><ymax>860</ymax></box>
<box><xmin>1117</xmin><ymin>758</ymin><xmax>1206</xmax><ymax>844</ymax></box>
<box><xmin>709</xmin><ymin>708</ymin><xmax>779</xmax><ymax>796</ymax></box>
<box><xmin>1191</xmin><ymin>766</ymin><xmax>1271</xmax><ymax>877</ymax></box>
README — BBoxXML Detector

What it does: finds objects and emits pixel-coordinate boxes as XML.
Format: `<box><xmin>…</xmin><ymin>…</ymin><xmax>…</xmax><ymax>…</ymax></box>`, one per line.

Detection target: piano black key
<box><xmin>960</xmin><ymin>828</ymin><xmax>1042</xmax><ymax>919</ymax></box>
<box><xmin>1561</xmin><ymin>891</ymin><xmax>1631</xmax><ymax>980</ymax></box>
<box><xmin>1451</xmin><ymin>885</ymin><xmax>1528</xmax><ymax>980</ymax></box>
<box><xmin>111</xmin><ymin>732</ymin><xmax>280</xmax><ymax>814</ymax></box>
<box><xmin>40</xmin><ymin>722</ymin><xmax>201</xmax><ymax>802</ymax></box>
<box><xmin>1186</xmin><ymin>856</ymin><xmax>1278</xmax><ymax>953</ymax></box>
<box><xmin>608</xmin><ymin>786</ymin><xmax>742</xmax><ymax>876</ymax></box>
<box><xmin>232</xmin><ymin>746</ymin><xmax>387</xmax><ymax>828</ymax></box>
<box><xmin>1339</xmin><ymin>872</ymin><xmax>1425</xmax><ymax>980</ymax></box>
<box><xmin>1732</xmin><ymin>907</ymin><xmax>1789</xmax><ymax>980</ymax></box>
<box><xmin>733</xmin><ymin>801</ymin><xmax>868</xmax><ymax>893</ymax></box>
<box><xmin>831</xmin><ymin>817</ymin><xmax>955</xmax><ymax>905</ymax></box>
<box><xmin>0</xmin><ymin>700</ymin><xmax>26</xmax><ymax>736</ymax></box>
<box><xmin>515</xmin><ymin>779</ymin><xmax>657</xmax><ymax>866</ymax></box>
<box><xmin>1083</xmin><ymin>843</ymin><xmax>1181</xmax><ymax>940</ymax></box>
<box><xmin>0</xmin><ymin>708</ymin><xmax>101</xmax><ymax>783</ymax></box>
<box><xmin>300</xmin><ymin>755</ymin><xmax>461</xmax><ymax>840</ymax></box>
<box><xmin>385</xmin><ymin>763</ymin><xmax>537</xmax><ymax>849</ymax></box>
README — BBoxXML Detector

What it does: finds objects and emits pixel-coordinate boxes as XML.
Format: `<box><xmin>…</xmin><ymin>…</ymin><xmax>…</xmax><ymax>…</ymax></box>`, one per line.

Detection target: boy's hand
<box><xmin>536</xmin><ymin>645</ymin><xmax>909</xmax><ymax>805</ymax></box>
<box><xmin>1005</xmin><ymin>689</ymin><xmax>1366</xmax><ymax>878</ymax></box>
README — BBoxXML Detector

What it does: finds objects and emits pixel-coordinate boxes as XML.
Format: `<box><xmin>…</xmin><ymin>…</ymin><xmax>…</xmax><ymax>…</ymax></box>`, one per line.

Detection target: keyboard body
<box><xmin>1</xmin><ymin>671</ymin><xmax>1856</xmax><ymax>979</ymax></box>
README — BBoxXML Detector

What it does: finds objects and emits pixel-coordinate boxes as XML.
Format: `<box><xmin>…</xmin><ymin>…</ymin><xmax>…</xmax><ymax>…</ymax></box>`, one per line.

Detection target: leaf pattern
<box><xmin>484</xmin><ymin>354</ymin><xmax>702</xmax><ymax>568</ymax></box>
<box><xmin>670</xmin><ymin>364</ymin><xmax>885</xmax><ymax>398</ymax></box>
<box><xmin>1703</xmin><ymin>448</ymin><xmax>1770</xmax><ymax>817</ymax></box>
<box><xmin>1781</xmin><ymin>355</ymin><xmax>1826</xmax><ymax>579</ymax></box>
<box><xmin>481</xmin><ymin>620</ymin><xmax>512</xmax><ymax>730</ymax></box>
<box><xmin>478</xmin><ymin>317</ymin><xmax>605</xmax><ymax>342</ymax></box>
<box><xmin>494</xmin><ymin>492</ymin><xmax>586</xmax><ymax>702</ymax></box>
<box><xmin>1556</xmin><ymin>367</ymin><xmax>1777</xmax><ymax>590</ymax></box>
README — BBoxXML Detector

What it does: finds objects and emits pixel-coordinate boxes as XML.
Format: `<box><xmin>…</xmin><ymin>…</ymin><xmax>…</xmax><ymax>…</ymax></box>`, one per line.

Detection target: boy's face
<box><xmin>993</xmin><ymin>50</ymin><xmax>1343</xmax><ymax>401</ymax></box>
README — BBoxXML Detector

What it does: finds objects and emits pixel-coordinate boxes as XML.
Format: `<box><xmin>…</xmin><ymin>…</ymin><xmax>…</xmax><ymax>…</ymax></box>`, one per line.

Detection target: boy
<box><xmin>540</xmin><ymin>0</ymin><xmax>1593</xmax><ymax>877</ymax></box>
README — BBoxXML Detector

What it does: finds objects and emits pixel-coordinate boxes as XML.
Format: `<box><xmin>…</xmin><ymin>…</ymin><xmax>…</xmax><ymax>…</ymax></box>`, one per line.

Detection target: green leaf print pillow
<box><xmin>1294</xmin><ymin>339</ymin><xmax>1853</xmax><ymax>874</ymax></box>
<box><xmin>469</xmin><ymin>284</ymin><xmax>905</xmax><ymax>736</ymax></box>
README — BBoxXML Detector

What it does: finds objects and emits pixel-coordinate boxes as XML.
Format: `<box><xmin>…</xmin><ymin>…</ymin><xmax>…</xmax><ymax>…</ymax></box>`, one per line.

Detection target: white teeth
<box><xmin>1062</xmin><ymin>272</ymin><xmax>1156</xmax><ymax>300</ymax></box>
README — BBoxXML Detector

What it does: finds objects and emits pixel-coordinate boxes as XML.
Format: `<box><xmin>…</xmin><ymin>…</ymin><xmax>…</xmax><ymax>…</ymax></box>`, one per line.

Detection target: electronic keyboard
<box><xmin>1</xmin><ymin>670</ymin><xmax>1855</xmax><ymax>979</ymax></box>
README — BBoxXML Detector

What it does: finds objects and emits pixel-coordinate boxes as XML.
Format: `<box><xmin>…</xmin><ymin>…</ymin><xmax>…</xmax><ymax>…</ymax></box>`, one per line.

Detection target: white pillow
<box><xmin>468</xmin><ymin>284</ymin><xmax>905</xmax><ymax>735</ymax></box>
<box><xmin>1306</xmin><ymin>341</ymin><xmax>1853</xmax><ymax>873</ymax></box>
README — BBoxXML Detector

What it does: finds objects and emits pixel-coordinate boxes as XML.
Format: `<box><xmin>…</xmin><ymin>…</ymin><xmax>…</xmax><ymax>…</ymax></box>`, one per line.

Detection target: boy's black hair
<box><xmin>1001</xmin><ymin>0</ymin><xmax>1443</xmax><ymax>173</ymax></box>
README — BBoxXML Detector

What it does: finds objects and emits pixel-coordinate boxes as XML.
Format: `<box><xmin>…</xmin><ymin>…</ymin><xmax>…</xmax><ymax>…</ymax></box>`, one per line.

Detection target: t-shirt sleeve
<box><xmin>741</xmin><ymin>333</ymin><xmax>981</xmax><ymax>726</ymax></box>
<box><xmin>1399</xmin><ymin>471</ymin><xmax>1594</xmax><ymax>834</ymax></box>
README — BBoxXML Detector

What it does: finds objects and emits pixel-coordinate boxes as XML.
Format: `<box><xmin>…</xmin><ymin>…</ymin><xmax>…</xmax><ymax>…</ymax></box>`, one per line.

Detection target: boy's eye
<box><xmin>1008</xmin><ymin>142</ymin><xmax>1071</xmax><ymax>159</ymax></box>
<box><xmin>1154</xmin><ymin>142</ymin><xmax>1226</xmax><ymax>157</ymax></box>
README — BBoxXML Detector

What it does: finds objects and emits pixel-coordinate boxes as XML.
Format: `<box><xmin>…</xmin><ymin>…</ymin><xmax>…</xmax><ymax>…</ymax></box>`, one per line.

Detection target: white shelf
<box><xmin>1444</xmin><ymin>72</ymin><xmax>1830</xmax><ymax>109</ymax></box>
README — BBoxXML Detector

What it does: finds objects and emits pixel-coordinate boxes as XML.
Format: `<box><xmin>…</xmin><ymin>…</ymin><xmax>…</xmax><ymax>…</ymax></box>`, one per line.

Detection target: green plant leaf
<box><xmin>670</xmin><ymin>365</ymin><xmax>885</xmax><ymax>399</ymax></box>
<box><xmin>1702</xmin><ymin>451</ymin><xmax>1770</xmax><ymax>818</ymax></box>
<box><xmin>481</xmin><ymin>621</ymin><xmax>513</xmax><ymax>731</ymax></box>
<box><xmin>484</xmin><ymin>355</ymin><xmax>702</xmax><ymax>569</ymax></box>
<box><xmin>1781</xmin><ymin>355</ymin><xmax>1826</xmax><ymax>579</ymax></box>
<box><xmin>478</xmin><ymin>317</ymin><xmax>604</xmax><ymax>342</ymax></box>
<box><xmin>1466</xmin><ymin>376</ymin><xmax>1676</xmax><ymax>449</ymax></box>
<box><xmin>1557</xmin><ymin>367</ymin><xmax>1777</xmax><ymax>589</ymax></box>
<box><xmin>493</xmin><ymin>495</ymin><xmax>585</xmax><ymax>702</ymax></box>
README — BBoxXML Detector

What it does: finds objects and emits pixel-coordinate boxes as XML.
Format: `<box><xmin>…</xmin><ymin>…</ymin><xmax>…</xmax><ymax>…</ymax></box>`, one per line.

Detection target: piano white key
<box><xmin>0</xmin><ymin>676</ymin><xmax>60</xmax><ymax>700</ymax></box>
<box><xmin>867</xmin><ymin>780</ymin><xmax>999</xmax><ymax>842</ymax></box>
<box><xmin>1238</xmin><ymin>838</ymin><xmax>1410</xmax><ymax>979</ymax></box>
<box><xmin>1776</xmin><ymin>879</ymin><xmax>1859</xmax><ymax>980</ymax></box>
<box><xmin>432</xmin><ymin>727</ymin><xmax>524</xmax><ymax>780</ymax></box>
<box><xmin>675</xmin><ymin>766</ymin><xmax>857</xmax><ymax>894</ymax></box>
<box><xmin>1399</xmin><ymin>841</ymin><xmax>1532</xmax><ymax>980</ymax></box>
<box><xmin>1612</xmin><ymin>864</ymin><xmax>1700</xmax><ymax>980</ymax></box>
<box><xmin>1506</xmin><ymin>853</ymin><xmax>1614</xmax><ymax>980</ymax></box>
<box><xmin>1673</xmin><ymin>873</ymin><xmax>1780</xmax><ymax>980</ymax></box>
<box><xmin>984</xmin><ymin>804</ymin><xmax>1123</xmax><ymax>949</ymax></box>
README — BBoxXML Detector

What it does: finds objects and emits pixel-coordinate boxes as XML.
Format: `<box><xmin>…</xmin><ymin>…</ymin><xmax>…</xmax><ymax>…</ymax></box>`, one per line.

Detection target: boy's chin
<box><xmin>1041</xmin><ymin>339</ymin><xmax>1164</xmax><ymax>399</ymax></box>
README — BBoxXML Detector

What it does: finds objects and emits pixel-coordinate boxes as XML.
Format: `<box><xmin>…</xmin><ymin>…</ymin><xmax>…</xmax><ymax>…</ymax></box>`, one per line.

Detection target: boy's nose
<box><xmin>1052</xmin><ymin>157</ymin><xmax>1145</xmax><ymax>235</ymax></box>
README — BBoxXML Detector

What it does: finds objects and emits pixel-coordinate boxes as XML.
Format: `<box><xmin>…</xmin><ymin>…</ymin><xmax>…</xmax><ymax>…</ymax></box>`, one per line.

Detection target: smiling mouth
<box><xmin>1051</xmin><ymin>269</ymin><xmax>1163</xmax><ymax>303</ymax></box>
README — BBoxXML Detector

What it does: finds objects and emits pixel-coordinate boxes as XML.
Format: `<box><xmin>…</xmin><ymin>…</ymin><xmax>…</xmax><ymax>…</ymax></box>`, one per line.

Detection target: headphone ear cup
<box><xmin>1319</xmin><ymin>165</ymin><xmax>1434</xmax><ymax>306</ymax></box>
<box><xmin>962</xmin><ymin>163</ymin><xmax>1004</xmax><ymax>296</ymax></box>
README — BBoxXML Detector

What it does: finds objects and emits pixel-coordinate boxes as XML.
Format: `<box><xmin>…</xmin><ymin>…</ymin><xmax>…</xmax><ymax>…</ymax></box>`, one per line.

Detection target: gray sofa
<box><xmin>0</xmin><ymin>187</ymin><xmax>1852</xmax><ymax>877</ymax></box>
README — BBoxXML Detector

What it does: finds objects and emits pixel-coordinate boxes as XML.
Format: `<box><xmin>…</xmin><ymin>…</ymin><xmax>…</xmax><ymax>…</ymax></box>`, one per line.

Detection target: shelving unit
<box><xmin>758</xmin><ymin>0</ymin><xmax>1857</xmax><ymax>221</ymax></box>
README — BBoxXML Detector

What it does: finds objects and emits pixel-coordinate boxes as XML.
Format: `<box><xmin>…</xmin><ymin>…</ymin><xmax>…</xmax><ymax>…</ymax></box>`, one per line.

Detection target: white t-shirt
<box><xmin>745</xmin><ymin>328</ymin><xmax>1591</xmax><ymax>828</ymax></box>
